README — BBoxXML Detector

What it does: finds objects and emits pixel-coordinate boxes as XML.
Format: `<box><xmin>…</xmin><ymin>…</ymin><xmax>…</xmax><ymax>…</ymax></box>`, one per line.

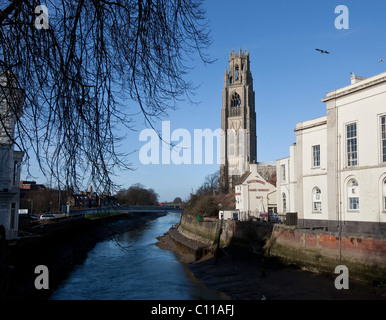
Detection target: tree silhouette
<box><xmin>0</xmin><ymin>0</ymin><xmax>212</xmax><ymax>193</ymax></box>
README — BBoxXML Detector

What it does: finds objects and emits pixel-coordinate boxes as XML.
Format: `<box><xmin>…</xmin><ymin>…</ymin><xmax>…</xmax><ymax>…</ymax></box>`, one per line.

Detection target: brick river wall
<box><xmin>269</xmin><ymin>225</ymin><xmax>386</xmax><ymax>282</ymax></box>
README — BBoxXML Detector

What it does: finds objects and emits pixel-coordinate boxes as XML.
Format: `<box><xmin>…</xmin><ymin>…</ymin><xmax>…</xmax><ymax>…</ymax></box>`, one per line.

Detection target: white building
<box><xmin>277</xmin><ymin>72</ymin><xmax>386</xmax><ymax>234</ymax></box>
<box><xmin>276</xmin><ymin>144</ymin><xmax>296</xmax><ymax>214</ymax></box>
<box><xmin>235</xmin><ymin>163</ymin><xmax>276</xmax><ymax>220</ymax></box>
<box><xmin>219</xmin><ymin>209</ymin><xmax>240</xmax><ymax>220</ymax></box>
<box><xmin>0</xmin><ymin>73</ymin><xmax>24</xmax><ymax>239</ymax></box>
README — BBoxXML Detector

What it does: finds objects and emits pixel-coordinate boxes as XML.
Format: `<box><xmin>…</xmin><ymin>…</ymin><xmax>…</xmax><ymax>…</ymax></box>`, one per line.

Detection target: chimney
<box><xmin>250</xmin><ymin>163</ymin><xmax>258</xmax><ymax>173</ymax></box>
<box><xmin>350</xmin><ymin>73</ymin><xmax>366</xmax><ymax>84</ymax></box>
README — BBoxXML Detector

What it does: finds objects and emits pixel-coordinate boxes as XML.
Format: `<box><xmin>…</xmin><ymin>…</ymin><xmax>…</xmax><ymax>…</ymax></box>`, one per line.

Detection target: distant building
<box><xmin>235</xmin><ymin>163</ymin><xmax>277</xmax><ymax>221</ymax></box>
<box><xmin>277</xmin><ymin>72</ymin><xmax>386</xmax><ymax>235</ymax></box>
<box><xmin>19</xmin><ymin>180</ymin><xmax>46</xmax><ymax>191</ymax></box>
<box><xmin>0</xmin><ymin>73</ymin><xmax>24</xmax><ymax>239</ymax></box>
<box><xmin>19</xmin><ymin>181</ymin><xmax>47</xmax><ymax>206</ymax></box>
<box><xmin>219</xmin><ymin>209</ymin><xmax>240</xmax><ymax>220</ymax></box>
<box><xmin>72</xmin><ymin>186</ymin><xmax>117</xmax><ymax>208</ymax></box>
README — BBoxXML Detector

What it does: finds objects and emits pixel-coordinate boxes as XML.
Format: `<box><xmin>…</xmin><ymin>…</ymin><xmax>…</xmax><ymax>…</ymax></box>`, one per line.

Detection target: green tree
<box><xmin>185</xmin><ymin>194</ymin><xmax>218</xmax><ymax>218</ymax></box>
<box><xmin>116</xmin><ymin>183</ymin><xmax>159</xmax><ymax>206</ymax></box>
<box><xmin>173</xmin><ymin>197</ymin><xmax>182</xmax><ymax>204</ymax></box>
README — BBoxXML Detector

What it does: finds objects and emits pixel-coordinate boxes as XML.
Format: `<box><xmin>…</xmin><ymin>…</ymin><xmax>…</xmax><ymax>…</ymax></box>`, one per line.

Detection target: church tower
<box><xmin>220</xmin><ymin>49</ymin><xmax>257</xmax><ymax>192</ymax></box>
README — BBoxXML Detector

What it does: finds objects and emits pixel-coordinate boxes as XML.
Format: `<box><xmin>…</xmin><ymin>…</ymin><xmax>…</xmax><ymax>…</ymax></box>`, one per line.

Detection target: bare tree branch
<box><xmin>0</xmin><ymin>0</ymin><xmax>212</xmax><ymax>193</ymax></box>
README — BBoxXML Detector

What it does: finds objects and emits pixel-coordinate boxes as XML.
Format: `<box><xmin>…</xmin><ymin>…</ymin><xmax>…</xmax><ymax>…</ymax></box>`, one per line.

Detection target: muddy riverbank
<box><xmin>156</xmin><ymin>229</ymin><xmax>386</xmax><ymax>300</ymax></box>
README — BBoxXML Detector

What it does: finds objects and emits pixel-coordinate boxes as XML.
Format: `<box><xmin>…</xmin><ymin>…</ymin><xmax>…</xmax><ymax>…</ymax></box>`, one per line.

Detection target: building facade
<box><xmin>277</xmin><ymin>72</ymin><xmax>386</xmax><ymax>235</ymax></box>
<box><xmin>0</xmin><ymin>73</ymin><xmax>24</xmax><ymax>239</ymax></box>
<box><xmin>235</xmin><ymin>163</ymin><xmax>276</xmax><ymax>221</ymax></box>
<box><xmin>220</xmin><ymin>49</ymin><xmax>257</xmax><ymax>192</ymax></box>
<box><xmin>276</xmin><ymin>144</ymin><xmax>296</xmax><ymax>215</ymax></box>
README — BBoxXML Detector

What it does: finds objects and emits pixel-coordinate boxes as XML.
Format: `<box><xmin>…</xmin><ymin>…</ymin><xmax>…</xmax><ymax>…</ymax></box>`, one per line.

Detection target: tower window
<box><xmin>231</xmin><ymin>93</ymin><xmax>241</xmax><ymax>107</ymax></box>
<box><xmin>230</xmin><ymin>92</ymin><xmax>241</xmax><ymax>117</ymax></box>
<box><xmin>229</xmin><ymin>130</ymin><xmax>235</xmax><ymax>156</ymax></box>
<box><xmin>235</xmin><ymin>65</ymin><xmax>239</xmax><ymax>81</ymax></box>
<box><xmin>238</xmin><ymin>131</ymin><xmax>245</xmax><ymax>157</ymax></box>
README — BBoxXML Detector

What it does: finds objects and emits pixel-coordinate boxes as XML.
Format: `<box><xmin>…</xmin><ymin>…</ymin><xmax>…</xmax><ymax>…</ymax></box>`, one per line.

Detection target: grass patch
<box><xmin>84</xmin><ymin>210</ymin><xmax>124</xmax><ymax>220</ymax></box>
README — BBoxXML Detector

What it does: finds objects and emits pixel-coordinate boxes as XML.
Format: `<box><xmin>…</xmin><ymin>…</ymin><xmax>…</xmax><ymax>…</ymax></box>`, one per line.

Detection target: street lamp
<box><xmin>27</xmin><ymin>199</ymin><xmax>33</xmax><ymax>216</ymax></box>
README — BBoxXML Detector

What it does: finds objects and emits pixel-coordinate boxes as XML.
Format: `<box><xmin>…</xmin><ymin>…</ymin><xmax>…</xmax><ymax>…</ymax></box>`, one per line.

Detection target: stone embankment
<box><xmin>1</xmin><ymin>211</ymin><xmax>166</xmax><ymax>300</ymax></box>
<box><xmin>156</xmin><ymin>214</ymin><xmax>386</xmax><ymax>300</ymax></box>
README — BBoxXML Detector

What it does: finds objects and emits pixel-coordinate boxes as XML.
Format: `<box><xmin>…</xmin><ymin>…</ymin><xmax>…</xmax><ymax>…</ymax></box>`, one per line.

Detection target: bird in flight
<box><xmin>316</xmin><ymin>48</ymin><xmax>330</xmax><ymax>54</ymax></box>
<box><xmin>379</xmin><ymin>59</ymin><xmax>384</xmax><ymax>62</ymax></box>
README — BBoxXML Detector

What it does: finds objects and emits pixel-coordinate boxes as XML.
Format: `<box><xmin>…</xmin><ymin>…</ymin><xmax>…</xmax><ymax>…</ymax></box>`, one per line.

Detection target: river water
<box><xmin>50</xmin><ymin>211</ymin><xmax>229</xmax><ymax>300</ymax></box>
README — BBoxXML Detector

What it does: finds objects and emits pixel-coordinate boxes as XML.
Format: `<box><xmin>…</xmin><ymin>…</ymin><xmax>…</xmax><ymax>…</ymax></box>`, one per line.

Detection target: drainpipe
<box><xmin>287</xmin><ymin>157</ymin><xmax>290</xmax><ymax>211</ymax></box>
<box><xmin>337</xmin><ymin>110</ymin><xmax>342</xmax><ymax>262</ymax></box>
<box><xmin>335</xmin><ymin>103</ymin><xmax>341</xmax><ymax>230</ymax></box>
<box><xmin>247</xmin><ymin>184</ymin><xmax>250</xmax><ymax>218</ymax></box>
<box><xmin>337</xmin><ymin>134</ymin><xmax>342</xmax><ymax>228</ymax></box>
<box><xmin>266</xmin><ymin>189</ymin><xmax>276</xmax><ymax>211</ymax></box>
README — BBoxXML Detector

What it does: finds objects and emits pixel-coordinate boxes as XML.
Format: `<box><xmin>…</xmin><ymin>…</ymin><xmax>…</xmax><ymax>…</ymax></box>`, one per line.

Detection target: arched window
<box><xmin>312</xmin><ymin>187</ymin><xmax>322</xmax><ymax>212</ymax></box>
<box><xmin>238</xmin><ymin>130</ymin><xmax>245</xmax><ymax>157</ymax></box>
<box><xmin>383</xmin><ymin>178</ymin><xmax>386</xmax><ymax>211</ymax></box>
<box><xmin>230</xmin><ymin>92</ymin><xmax>241</xmax><ymax>117</ymax></box>
<box><xmin>235</xmin><ymin>65</ymin><xmax>239</xmax><ymax>81</ymax></box>
<box><xmin>228</xmin><ymin>129</ymin><xmax>235</xmax><ymax>156</ymax></box>
<box><xmin>347</xmin><ymin>179</ymin><xmax>359</xmax><ymax>210</ymax></box>
<box><xmin>282</xmin><ymin>193</ymin><xmax>287</xmax><ymax>213</ymax></box>
<box><xmin>231</xmin><ymin>92</ymin><xmax>241</xmax><ymax>107</ymax></box>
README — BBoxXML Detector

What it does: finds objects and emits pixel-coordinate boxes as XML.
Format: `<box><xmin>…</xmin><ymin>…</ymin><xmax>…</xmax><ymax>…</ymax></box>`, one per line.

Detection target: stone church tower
<box><xmin>220</xmin><ymin>49</ymin><xmax>257</xmax><ymax>192</ymax></box>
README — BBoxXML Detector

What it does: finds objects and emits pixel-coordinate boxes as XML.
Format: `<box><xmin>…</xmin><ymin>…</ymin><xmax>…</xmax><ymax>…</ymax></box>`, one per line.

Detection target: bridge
<box><xmin>68</xmin><ymin>205</ymin><xmax>182</xmax><ymax>216</ymax></box>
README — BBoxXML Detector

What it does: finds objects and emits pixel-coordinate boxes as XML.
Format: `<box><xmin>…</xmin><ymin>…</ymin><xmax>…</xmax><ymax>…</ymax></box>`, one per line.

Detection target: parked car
<box><xmin>269</xmin><ymin>212</ymin><xmax>278</xmax><ymax>223</ymax></box>
<box><xmin>40</xmin><ymin>213</ymin><xmax>56</xmax><ymax>220</ymax></box>
<box><xmin>29</xmin><ymin>215</ymin><xmax>40</xmax><ymax>223</ymax></box>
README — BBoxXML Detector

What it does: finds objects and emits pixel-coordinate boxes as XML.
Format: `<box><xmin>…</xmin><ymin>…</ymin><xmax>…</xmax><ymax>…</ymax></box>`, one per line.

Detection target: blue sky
<box><xmin>23</xmin><ymin>0</ymin><xmax>386</xmax><ymax>202</ymax></box>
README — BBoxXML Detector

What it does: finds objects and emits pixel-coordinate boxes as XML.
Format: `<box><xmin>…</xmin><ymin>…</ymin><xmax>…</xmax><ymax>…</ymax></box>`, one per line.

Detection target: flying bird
<box><xmin>316</xmin><ymin>48</ymin><xmax>330</xmax><ymax>54</ymax></box>
<box><xmin>379</xmin><ymin>59</ymin><xmax>384</xmax><ymax>62</ymax></box>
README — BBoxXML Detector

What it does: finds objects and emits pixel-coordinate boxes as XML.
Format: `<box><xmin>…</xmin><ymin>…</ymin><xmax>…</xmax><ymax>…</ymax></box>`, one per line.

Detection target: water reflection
<box><xmin>51</xmin><ymin>211</ymin><xmax>228</xmax><ymax>300</ymax></box>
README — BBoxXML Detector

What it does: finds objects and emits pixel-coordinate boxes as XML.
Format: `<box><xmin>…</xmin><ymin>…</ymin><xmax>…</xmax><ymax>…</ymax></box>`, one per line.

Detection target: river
<box><xmin>50</xmin><ymin>211</ymin><xmax>229</xmax><ymax>300</ymax></box>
